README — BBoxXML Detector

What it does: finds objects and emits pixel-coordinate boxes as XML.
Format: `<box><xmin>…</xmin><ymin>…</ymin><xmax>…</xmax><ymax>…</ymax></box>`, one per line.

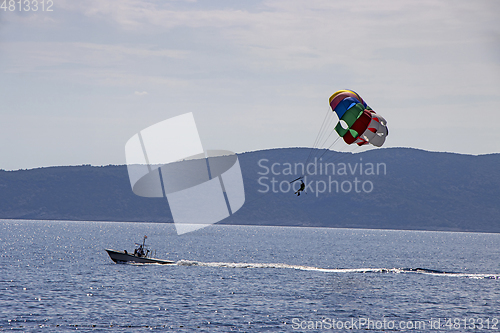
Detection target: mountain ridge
<box><xmin>1</xmin><ymin>147</ymin><xmax>499</xmax><ymax>233</ymax></box>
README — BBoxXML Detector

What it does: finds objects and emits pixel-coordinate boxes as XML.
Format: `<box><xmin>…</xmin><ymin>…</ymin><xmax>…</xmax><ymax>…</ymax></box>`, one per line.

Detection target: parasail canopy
<box><xmin>329</xmin><ymin>89</ymin><xmax>388</xmax><ymax>147</ymax></box>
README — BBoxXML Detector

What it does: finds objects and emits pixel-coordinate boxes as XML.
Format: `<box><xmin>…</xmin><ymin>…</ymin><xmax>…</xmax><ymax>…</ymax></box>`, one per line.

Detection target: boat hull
<box><xmin>105</xmin><ymin>249</ymin><xmax>175</xmax><ymax>265</ymax></box>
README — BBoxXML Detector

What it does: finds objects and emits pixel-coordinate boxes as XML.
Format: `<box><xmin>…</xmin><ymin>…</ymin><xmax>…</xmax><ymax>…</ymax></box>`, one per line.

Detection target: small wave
<box><xmin>174</xmin><ymin>260</ymin><xmax>500</xmax><ymax>279</ymax></box>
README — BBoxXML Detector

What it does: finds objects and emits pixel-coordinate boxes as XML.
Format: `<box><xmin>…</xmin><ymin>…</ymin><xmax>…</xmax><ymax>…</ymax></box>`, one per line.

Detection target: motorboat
<box><xmin>105</xmin><ymin>235</ymin><xmax>175</xmax><ymax>265</ymax></box>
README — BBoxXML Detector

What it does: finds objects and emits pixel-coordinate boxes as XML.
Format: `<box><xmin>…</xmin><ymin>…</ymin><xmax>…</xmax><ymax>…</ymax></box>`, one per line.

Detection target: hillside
<box><xmin>1</xmin><ymin>148</ymin><xmax>499</xmax><ymax>233</ymax></box>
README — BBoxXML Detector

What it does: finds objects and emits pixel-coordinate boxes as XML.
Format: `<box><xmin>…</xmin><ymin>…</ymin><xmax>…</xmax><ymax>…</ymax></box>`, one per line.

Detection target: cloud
<box><xmin>52</xmin><ymin>0</ymin><xmax>499</xmax><ymax>125</ymax></box>
<box><xmin>74</xmin><ymin>43</ymin><xmax>189</xmax><ymax>59</ymax></box>
<box><xmin>0</xmin><ymin>41</ymin><xmax>191</xmax><ymax>88</ymax></box>
<box><xmin>134</xmin><ymin>91</ymin><xmax>148</xmax><ymax>96</ymax></box>
<box><xmin>2</xmin><ymin>42</ymin><xmax>188</xmax><ymax>71</ymax></box>
<box><xmin>58</xmin><ymin>0</ymin><xmax>255</xmax><ymax>30</ymax></box>
<box><xmin>35</xmin><ymin>1</ymin><xmax>499</xmax><ymax>74</ymax></box>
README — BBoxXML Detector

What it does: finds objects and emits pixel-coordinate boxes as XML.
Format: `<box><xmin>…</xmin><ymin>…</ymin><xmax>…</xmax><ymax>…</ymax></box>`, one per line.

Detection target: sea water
<box><xmin>0</xmin><ymin>220</ymin><xmax>499</xmax><ymax>332</ymax></box>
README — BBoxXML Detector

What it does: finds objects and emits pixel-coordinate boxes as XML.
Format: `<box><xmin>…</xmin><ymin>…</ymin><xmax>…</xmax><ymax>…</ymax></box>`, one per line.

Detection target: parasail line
<box><xmin>303</xmin><ymin>107</ymin><xmax>332</xmax><ymax>169</ymax></box>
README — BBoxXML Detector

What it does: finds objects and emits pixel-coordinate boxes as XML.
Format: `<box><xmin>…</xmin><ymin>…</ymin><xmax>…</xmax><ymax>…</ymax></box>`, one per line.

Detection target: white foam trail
<box><xmin>414</xmin><ymin>272</ymin><xmax>500</xmax><ymax>279</ymax></box>
<box><xmin>174</xmin><ymin>260</ymin><xmax>500</xmax><ymax>279</ymax></box>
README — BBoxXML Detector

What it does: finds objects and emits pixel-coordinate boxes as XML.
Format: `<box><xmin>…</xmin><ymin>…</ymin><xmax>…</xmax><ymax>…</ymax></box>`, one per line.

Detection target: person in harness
<box><xmin>295</xmin><ymin>180</ymin><xmax>306</xmax><ymax>196</ymax></box>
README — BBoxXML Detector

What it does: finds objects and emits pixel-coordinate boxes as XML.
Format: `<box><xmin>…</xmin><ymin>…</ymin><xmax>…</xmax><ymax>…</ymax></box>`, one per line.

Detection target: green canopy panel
<box><xmin>334</xmin><ymin>103</ymin><xmax>364</xmax><ymax>137</ymax></box>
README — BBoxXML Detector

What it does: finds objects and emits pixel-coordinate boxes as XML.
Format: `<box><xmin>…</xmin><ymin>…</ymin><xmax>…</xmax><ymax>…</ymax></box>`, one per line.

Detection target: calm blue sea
<box><xmin>1</xmin><ymin>220</ymin><xmax>499</xmax><ymax>332</ymax></box>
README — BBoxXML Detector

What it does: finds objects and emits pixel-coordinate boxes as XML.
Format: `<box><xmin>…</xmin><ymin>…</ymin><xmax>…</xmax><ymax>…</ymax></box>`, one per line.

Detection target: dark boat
<box><xmin>105</xmin><ymin>236</ymin><xmax>175</xmax><ymax>265</ymax></box>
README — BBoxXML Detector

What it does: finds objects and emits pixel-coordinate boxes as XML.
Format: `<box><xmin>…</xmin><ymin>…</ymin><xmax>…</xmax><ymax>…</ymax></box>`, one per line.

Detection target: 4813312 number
<box><xmin>443</xmin><ymin>317</ymin><xmax>499</xmax><ymax>330</ymax></box>
<box><xmin>1</xmin><ymin>0</ymin><xmax>53</xmax><ymax>11</ymax></box>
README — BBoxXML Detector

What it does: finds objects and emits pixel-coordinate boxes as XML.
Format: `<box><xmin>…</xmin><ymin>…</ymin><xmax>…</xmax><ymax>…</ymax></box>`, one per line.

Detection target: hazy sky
<box><xmin>1</xmin><ymin>0</ymin><xmax>499</xmax><ymax>170</ymax></box>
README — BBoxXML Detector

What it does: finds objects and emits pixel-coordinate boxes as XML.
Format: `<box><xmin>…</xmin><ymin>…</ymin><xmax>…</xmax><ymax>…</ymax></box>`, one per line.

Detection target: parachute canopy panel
<box><xmin>329</xmin><ymin>89</ymin><xmax>388</xmax><ymax>147</ymax></box>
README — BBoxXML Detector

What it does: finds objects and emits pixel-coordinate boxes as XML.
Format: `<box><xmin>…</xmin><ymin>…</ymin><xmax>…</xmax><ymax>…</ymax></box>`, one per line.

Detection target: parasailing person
<box><xmin>294</xmin><ymin>180</ymin><xmax>306</xmax><ymax>196</ymax></box>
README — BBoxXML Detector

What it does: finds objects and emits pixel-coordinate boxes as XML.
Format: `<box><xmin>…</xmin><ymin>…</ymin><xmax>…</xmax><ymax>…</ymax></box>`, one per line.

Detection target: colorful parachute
<box><xmin>329</xmin><ymin>89</ymin><xmax>388</xmax><ymax>147</ymax></box>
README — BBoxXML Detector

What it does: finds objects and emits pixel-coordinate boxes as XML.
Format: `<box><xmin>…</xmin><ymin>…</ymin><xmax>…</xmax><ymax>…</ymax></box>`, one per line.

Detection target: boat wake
<box><xmin>175</xmin><ymin>260</ymin><xmax>500</xmax><ymax>280</ymax></box>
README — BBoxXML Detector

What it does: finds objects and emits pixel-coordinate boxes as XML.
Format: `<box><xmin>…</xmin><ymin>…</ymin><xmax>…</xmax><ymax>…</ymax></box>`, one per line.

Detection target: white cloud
<box><xmin>57</xmin><ymin>0</ymin><xmax>255</xmax><ymax>30</ymax></box>
<box><xmin>50</xmin><ymin>0</ymin><xmax>500</xmax><ymax>100</ymax></box>
<box><xmin>1</xmin><ymin>42</ymin><xmax>188</xmax><ymax>72</ymax></box>
<box><xmin>0</xmin><ymin>41</ymin><xmax>191</xmax><ymax>89</ymax></box>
